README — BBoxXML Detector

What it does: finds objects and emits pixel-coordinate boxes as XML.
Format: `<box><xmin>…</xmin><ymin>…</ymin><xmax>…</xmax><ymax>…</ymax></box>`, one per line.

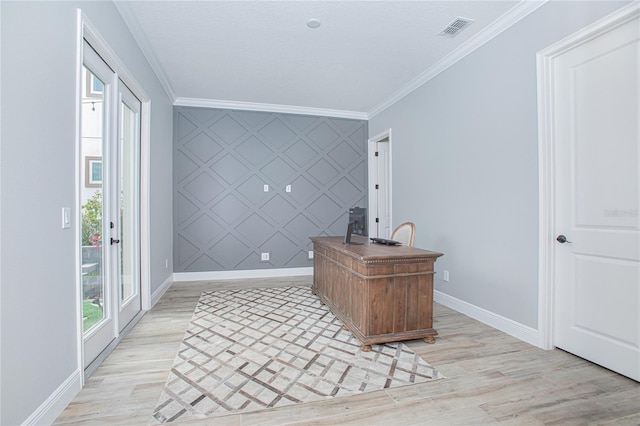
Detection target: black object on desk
<box><xmin>370</xmin><ymin>237</ymin><xmax>401</xmax><ymax>246</ymax></box>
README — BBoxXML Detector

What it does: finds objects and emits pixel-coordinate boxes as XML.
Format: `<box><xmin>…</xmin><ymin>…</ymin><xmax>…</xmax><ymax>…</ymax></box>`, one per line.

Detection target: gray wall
<box><xmin>0</xmin><ymin>2</ymin><xmax>173</xmax><ymax>424</ymax></box>
<box><xmin>174</xmin><ymin>107</ymin><xmax>368</xmax><ymax>272</ymax></box>
<box><xmin>369</xmin><ymin>1</ymin><xmax>629</xmax><ymax>329</ymax></box>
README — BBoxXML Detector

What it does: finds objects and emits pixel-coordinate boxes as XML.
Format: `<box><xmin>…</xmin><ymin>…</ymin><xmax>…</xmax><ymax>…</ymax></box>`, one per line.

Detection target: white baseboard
<box><xmin>150</xmin><ymin>274</ymin><xmax>174</xmax><ymax>308</ymax></box>
<box><xmin>23</xmin><ymin>369</ymin><xmax>82</xmax><ymax>425</ymax></box>
<box><xmin>173</xmin><ymin>267</ymin><xmax>313</xmax><ymax>282</ymax></box>
<box><xmin>434</xmin><ymin>290</ymin><xmax>540</xmax><ymax>347</ymax></box>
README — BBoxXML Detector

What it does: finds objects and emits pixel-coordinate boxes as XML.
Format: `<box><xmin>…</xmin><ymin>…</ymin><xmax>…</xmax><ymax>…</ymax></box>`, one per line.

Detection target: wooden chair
<box><xmin>390</xmin><ymin>222</ymin><xmax>415</xmax><ymax>247</ymax></box>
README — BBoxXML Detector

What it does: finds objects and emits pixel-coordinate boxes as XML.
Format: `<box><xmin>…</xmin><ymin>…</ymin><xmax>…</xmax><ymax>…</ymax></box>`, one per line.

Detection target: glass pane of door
<box><xmin>119</xmin><ymin>101</ymin><xmax>138</xmax><ymax>305</ymax></box>
<box><xmin>81</xmin><ymin>39</ymin><xmax>117</xmax><ymax>370</ymax></box>
<box><xmin>117</xmin><ymin>82</ymin><xmax>142</xmax><ymax>331</ymax></box>
<box><xmin>81</xmin><ymin>66</ymin><xmax>106</xmax><ymax>333</ymax></box>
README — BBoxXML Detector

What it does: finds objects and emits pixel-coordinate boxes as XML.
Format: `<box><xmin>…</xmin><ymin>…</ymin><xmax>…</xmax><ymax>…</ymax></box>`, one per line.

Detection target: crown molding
<box><xmin>114</xmin><ymin>1</ymin><xmax>176</xmax><ymax>102</ymax></box>
<box><xmin>115</xmin><ymin>0</ymin><xmax>548</xmax><ymax>121</ymax></box>
<box><xmin>174</xmin><ymin>97</ymin><xmax>369</xmax><ymax>120</ymax></box>
<box><xmin>368</xmin><ymin>0</ymin><xmax>549</xmax><ymax>118</ymax></box>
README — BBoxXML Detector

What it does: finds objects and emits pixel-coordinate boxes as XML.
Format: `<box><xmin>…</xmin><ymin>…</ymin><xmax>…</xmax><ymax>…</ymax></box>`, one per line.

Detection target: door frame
<box><xmin>75</xmin><ymin>10</ymin><xmax>152</xmax><ymax>381</ymax></box>
<box><xmin>536</xmin><ymin>2</ymin><xmax>640</xmax><ymax>351</ymax></box>
<box><xmin>368</xmin><ymin>129</ymin><xmax>392</xmax><ymax>238</ymax></box>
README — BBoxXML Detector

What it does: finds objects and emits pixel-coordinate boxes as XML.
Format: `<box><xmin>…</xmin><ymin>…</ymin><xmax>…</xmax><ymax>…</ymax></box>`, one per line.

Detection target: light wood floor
<box><xmin>55</xmin><ymin>276</ymin><xmax>640</xmax><ymax>425</ymax></box>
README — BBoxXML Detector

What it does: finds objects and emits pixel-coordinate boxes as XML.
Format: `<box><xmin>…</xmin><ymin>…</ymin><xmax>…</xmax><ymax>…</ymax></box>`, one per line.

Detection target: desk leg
<box><xmin>360</xmin><ymin>344</ymin><xmax>372</xmax><ymax>352</ymax></box>
<box><xmin>423</xmin><ymin>336</ymin><xmax>436</xmax><ymax>344</ymax></box>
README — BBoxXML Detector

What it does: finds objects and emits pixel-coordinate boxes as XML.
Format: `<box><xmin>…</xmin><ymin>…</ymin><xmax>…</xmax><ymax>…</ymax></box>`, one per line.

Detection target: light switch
<box><xmin>286</xmin><ymin>184</ymin><xmax>292</xmax><ymax>193</ymax></box>
<box><xmin>62</xmin><ymin>207</ymin><xmax>71</xmax><ymax>229</ymax></box>
<box><xmin>264</xmin><ymin>184</ymin><xmax>269</xmax><ymax>192</ymax></box>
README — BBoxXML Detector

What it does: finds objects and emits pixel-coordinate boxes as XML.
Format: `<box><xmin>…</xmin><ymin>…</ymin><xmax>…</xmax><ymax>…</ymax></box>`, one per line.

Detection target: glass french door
<box><xmin>116</xmin><ymin>83</ymin><xmax>142</xmax><ymax>331</ymax></box>
<box><xmin>80</xmin><ymin>40</ymin><xmax>141</xmax><ymax>370</ymax></box>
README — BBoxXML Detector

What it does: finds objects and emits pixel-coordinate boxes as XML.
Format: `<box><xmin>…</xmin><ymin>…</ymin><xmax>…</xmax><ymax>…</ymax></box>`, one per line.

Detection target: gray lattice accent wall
<box><xmin>173</xmin><ymin>107</ymin><xmax>368</xmax><ymax>272</ymax></box>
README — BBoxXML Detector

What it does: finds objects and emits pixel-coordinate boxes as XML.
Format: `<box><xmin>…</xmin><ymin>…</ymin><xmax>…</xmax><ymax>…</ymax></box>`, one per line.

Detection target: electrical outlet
<box><xmin>286</xmin><ymin>184</ymin><xmax>292</xmax><ymax>193</ymax></box>
<box><xmin>263</xmin><ymin>184</ymin><xmax>269</xmax><ymax>192</ymax></box>
<box><xmin>308</xmin><ymin>250</ymin><xmax>314</xmax><ymax>259</ymax></box>
<box><xmin>443</xmin><ymin>270</ymin><xmax>450</xmax><ymax>282</ymax></box>
<box><xmin>261</xmin><ymin>252</ymin><xmax>270</xmax><ymax>261</ymax></box>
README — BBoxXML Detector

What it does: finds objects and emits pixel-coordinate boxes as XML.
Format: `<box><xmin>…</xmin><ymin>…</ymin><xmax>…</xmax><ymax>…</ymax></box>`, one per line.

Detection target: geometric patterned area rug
<box><xmin>152</xmin><ymin>286</ymin><xmax>443</xmax><ymax>423</ymax></box>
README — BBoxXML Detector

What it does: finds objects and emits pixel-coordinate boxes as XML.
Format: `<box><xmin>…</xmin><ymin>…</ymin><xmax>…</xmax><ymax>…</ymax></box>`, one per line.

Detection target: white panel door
<box><xmin>369</xmin><ymin>139</ymin><xmax>391</xmax><ymax>238</ymax></box>
<box><xmin>376</xmin><ymin>141</ymin><xmax>392</xmax><ymax>238</ymax></box>
<box><xmin>553</xmin><ymin>13</ymin><xmax>640</xmax><ymax>381</ymax></box>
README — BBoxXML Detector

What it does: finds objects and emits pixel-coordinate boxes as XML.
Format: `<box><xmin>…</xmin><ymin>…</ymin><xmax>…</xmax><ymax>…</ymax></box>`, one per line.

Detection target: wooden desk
<box><xmin>310</xmin><ymin>236</ymin><xmax>444</xmax><ymax>351</ymax></box>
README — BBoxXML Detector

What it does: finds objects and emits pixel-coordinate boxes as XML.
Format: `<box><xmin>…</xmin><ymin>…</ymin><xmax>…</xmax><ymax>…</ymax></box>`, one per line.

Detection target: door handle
<box><xmin>110</xmin><ymin>237</ymin><xmax>120</xmax><ymax>245</ymax></box>
<box><xmin>556</xmin><ymin>235</ymin><xmax>572</xmax><ymax>244</ymax></box>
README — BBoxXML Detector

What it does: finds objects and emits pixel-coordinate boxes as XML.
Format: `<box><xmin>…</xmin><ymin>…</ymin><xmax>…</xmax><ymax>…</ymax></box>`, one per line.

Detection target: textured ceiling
<box><xmin>115</xmin><ymin>1</ymin><xmax>535</xmax><ymax>116</ymax></box>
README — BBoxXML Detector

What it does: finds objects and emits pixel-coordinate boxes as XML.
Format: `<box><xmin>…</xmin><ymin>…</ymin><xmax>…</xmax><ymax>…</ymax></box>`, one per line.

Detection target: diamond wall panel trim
<box><xmin>183</xmin><ymin>132</ymin><xmax>223</xmax><ymax>163</ymax></box>
<box><xmin>177</xmin><ymin>113</ymin><xmax>199</xmax><ymax>140</ymax></box>
<box><xmin>284</xmin><ymin>140</ymin><xmax>318</xmax><ymax>168</ymax></box>
<box><xmin>174</xmin><ymin>107</ymin><xmax>368</xmax><ymax>272</ymax></box>
<box><xmin>182</xmin><ymin>107</ymin><xmax>225</xmax><ymax>125</ymax></box>
<box><xmin>175</xmin><ymin>151</ymin><xmax>200</xmax><ymax>183</ymax></box>
<box><xmin>208</xmin><ymin>233</ymin><xmax>253</xmax><ymax>269</ymax></box>
<box><xmin>329</xmin><ymin>177</ymin><xmax>362</xmax><ymax>205</ymax></box>
<box><xmin>234</xmin><ymin>136</ymin><xmax>274</xmax><ymax>167</ymax></box>
<box><xmin>209</xmin><ymin>115</ymin><xmax>249</xmax><ymax>144</ymax></box>
<box><xmin>210</xmin><ymin>153</ymin><xmax>251</xmax><ymax>185</ymax></box>
<box><xmin>210</xmin><ymin>193</ymin><xmax>251</xmax><ymax>225</ymax></box>
<box><xmin>182</xmin><ymin>214</ymin><xmax>225</xmax><ymax>247</ymax></box>
<box><xmin>176</xmin><ymin>193</ymin><xmax>201</xmax><ymax>225</ymax></box>
<box><xmin>260</xmin><ymin>157</ymin><xmax>297</xmax><ymax>186</ymax></box>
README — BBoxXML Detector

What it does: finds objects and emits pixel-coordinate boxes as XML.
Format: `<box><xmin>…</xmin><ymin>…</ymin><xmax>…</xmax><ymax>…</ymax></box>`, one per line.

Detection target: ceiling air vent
<box><xmin>439</xmin><ymin>17</ymin><xmax>474</xmax><ymax>38</ymax></box>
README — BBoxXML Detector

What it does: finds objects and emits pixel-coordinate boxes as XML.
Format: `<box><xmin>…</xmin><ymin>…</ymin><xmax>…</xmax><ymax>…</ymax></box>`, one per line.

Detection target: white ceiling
<box><xmin>114</xmin><ymin>1</ymin><xmax>543</xmax><ymax>118</ymax></box>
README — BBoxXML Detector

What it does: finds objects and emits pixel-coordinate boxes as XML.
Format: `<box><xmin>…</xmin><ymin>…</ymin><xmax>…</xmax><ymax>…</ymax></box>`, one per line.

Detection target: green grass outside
<box><xmin>83</xmin><ymin>300</ymin><xmax>103</xmax><ymax>332</ymax></box>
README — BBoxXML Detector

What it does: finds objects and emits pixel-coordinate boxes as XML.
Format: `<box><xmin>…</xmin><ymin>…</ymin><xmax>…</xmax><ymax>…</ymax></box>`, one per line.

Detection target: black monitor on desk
<box><xmin>348</xmin><ymin>207</ymin><xmax>367</xmax><ymax>236</ymax></box>
<box><xmin>343</xmin><ymin>221</ymin><xmax>363</xmax><ymax>245</ymax></box>
<box><xmin>344</xmin><ymin>207</ymin><xmax>367</xmax><ymax>245</ymax></box>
